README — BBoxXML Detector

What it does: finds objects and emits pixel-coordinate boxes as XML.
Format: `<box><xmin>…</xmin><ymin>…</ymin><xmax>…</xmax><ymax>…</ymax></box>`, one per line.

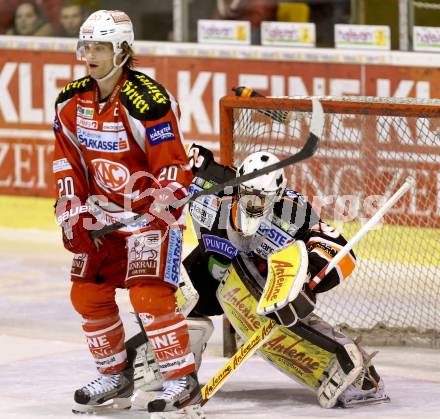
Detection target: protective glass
<box><xmin>76</xmin><ymin>41</ymin><xmax>114</xmax><ymax>62</ymax></box>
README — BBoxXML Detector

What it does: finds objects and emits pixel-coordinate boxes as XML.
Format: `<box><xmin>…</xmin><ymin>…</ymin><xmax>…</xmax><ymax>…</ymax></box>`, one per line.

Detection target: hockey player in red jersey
<box><xmin>52</xmin><ymin>10</ymin><xmax>201</xmax><ymax>414</ymax></box>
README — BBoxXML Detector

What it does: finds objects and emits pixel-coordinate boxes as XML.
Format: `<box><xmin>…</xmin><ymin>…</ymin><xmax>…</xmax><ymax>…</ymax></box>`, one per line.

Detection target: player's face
<box><xmin>78</xmin><ymin>41</ymin><xmax>115</xmax><ymax>79</ymax></box>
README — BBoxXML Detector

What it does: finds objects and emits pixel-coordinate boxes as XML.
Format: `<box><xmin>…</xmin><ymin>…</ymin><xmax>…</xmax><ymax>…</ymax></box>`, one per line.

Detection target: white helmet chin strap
<box><xmin>93</xmin><ymin>53</ymin><xmax>129</xmax><ymax>82</ymax></box>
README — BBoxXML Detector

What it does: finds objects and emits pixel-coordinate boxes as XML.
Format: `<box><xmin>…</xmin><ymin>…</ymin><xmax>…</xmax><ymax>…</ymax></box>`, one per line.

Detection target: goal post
<box><xmin>219</xmin><ymin>93</ymin><xmax>440</xmax><ymax>348</ymax></box>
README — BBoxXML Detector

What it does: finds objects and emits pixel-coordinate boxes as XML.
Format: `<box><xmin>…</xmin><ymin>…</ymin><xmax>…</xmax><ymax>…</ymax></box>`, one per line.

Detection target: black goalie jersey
<box><xmin>184</xmin><ymin>144</ymin><xmax>356</xmax><ymax>316</ymax></box>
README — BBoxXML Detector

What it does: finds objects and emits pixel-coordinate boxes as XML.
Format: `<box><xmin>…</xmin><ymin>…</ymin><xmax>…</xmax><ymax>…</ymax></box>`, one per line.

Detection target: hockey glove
<box><xmin>147</xmin><ymin>181</ymin><xmax>188</xmax><ymax>230</ymax></box>
<box><xmin>55</xmin><ymin>197</ymin><xmax>101</xmax><ymax>254</ymax></box>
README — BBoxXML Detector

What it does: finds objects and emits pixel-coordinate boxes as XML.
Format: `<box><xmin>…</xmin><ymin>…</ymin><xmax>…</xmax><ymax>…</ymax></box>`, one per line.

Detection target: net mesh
<box><xmin>224</xmin><ymin>95</ymin><xmax>440</xmax><ymax>347</ymax></box>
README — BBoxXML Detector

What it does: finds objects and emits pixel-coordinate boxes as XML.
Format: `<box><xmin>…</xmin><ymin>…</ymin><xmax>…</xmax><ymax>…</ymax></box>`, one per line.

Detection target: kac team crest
<box><xmin>91</xmin><ymin>159</ymin><xmax>130</xmax><ymax>191</ymax></box>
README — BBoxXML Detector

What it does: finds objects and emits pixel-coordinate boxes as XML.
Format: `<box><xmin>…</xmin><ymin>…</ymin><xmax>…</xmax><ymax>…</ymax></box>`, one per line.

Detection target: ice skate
<box><xmin>147</xmin><ymin>372</ymin><xmax>204</xmax><ymax>418</ymax></box>
<box><xmin>72</xmin><ymin>367</ymin><xmax>134</xmax><ymax>414</ymax></box>
<box><xmin>338</xmin><ymin>364</ymin><xmax>390</xmax><ymax>408</ymax></box>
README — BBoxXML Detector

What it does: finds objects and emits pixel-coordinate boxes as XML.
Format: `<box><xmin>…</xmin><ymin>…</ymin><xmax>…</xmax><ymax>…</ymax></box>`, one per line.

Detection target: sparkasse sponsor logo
<box><xmin>77</xmin><ymin>127</ymin><xmax>129</xmax><ymax>152</ymax></box>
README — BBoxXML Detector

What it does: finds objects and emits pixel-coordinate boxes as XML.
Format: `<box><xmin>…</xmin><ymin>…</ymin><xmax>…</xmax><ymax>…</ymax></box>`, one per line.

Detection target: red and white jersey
<box><xmin>53</xmin><ymin>69</ymin><xmax>193</xmax><ymax>233</ymax></box>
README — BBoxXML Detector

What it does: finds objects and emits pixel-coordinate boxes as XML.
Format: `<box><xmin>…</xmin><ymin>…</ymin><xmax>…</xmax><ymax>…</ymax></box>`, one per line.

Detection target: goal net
<box><xmin>219</xmin><ymin>93</ymin><xmax>440</xmax><ymax>347</ymax></box>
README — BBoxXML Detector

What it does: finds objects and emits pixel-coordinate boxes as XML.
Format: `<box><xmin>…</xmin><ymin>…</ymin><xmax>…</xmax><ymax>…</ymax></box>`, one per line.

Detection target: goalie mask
<box><xmin>77</xmin><ymin>10</ymin><xmax>134</xmax><ymax>81</ymax></box>
<box><xmin>234</xmin><ymin>151</ymin><xmax>286</xmax><ymax>236</ymax></box>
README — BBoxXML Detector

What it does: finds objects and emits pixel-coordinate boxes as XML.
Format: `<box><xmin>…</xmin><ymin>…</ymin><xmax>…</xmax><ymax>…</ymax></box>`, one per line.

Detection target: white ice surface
<box><xmin>1</xmin><ymin>228</ymin><xmax>439</xmax><ymax>419</ymax></box>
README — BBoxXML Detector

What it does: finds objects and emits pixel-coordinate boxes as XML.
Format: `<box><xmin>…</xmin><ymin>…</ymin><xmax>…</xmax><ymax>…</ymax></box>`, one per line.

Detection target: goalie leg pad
<box><xmin>317</xmin><ymin>342</ymin><xmax>363</xmax><ymax>408</ymax></box>
<box><xmin>337</xmin><ymin>348</ymin><xmax>390</xmax><ymax>408</ymax></box>
<box><xmin>186</xmin><ymin>316</ymin><xmax>214</xmax><ymax>370</ymax></box>
<box><xmin>175</xmin><ymin>264</ymin><xmax>200</xmax><ymax>318</ymax></box>
<box><xmin>130</xmin><ymin>316</ymin><xmax>213</xmax><ymax>410</ymax></box>
<box><xmin>317</xmin><ymin>342</ymin><xmax>390</xmax><ymax>408</ymax></box>
<box><xmin>296</xmin><ymin>315</ymin><xmax>389</xmax><ymax>409</ymax></box>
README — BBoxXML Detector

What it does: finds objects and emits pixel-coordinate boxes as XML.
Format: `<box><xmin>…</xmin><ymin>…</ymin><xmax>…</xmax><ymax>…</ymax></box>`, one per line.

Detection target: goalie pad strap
<box><xmin>317</xmin><ymin>343</ymin><xmax>364</xmax><ymax>408</ymax></box>
<box><xmin>288</xmin><ymin>317</ymin><xmax>356</xmax><ymax>373</ymax></box>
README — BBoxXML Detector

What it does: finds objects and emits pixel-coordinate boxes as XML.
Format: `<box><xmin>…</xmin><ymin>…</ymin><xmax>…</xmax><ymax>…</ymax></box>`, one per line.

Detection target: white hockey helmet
<box><xmin>235</xmin><ymin>151</ymin><xmax>286</xmax><ymax>236</ymax></box>
<box><xmin>77</xmin><ymin>10</ymin><xmax>134</xmax><ymax>80</ymax></box>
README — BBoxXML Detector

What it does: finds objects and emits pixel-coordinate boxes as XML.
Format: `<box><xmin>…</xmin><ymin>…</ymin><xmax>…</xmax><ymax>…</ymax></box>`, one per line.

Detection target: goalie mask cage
<box><xmin>219</xmin><ymin>94</ymin><xmax>440</xmax><ymax>348</ymax></box>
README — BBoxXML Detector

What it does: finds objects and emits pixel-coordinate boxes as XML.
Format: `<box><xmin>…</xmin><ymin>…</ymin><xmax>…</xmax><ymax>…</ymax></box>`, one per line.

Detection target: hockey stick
<box><xmin>201</xmin><ymin>319</ymin><xmax>278</xmax><ymax>404</ymax></box>
<box><xmin>200</xmin><ymin>176</ymin><xmax>415</xmax><ymax>404</ymax></box>
<box><xmin>308</xmin><ymin>176</ymin><xmax>416</xmax><ymax>290</ymax></box>
<box><xmin>90</xmin><ymin>97</ymin><xmax>324</xmax><ymax>239</ymax></box>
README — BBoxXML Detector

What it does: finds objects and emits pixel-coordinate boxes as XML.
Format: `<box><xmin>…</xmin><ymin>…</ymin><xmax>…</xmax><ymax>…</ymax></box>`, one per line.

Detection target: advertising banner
<box><xmin>413</xmin><ymin>26</ymin><xmax>440</xmax><ymax>52</ymax></box>
<box><xmin>197</xmin><ymin>19</ymin><xmax>251</xmax><ymax>45</ymax></box>
<box><xmin>261</xmin><ymin>21</ymin><xmax>315</xmax><ymax>47</ymax></box>
<box><xmin>334</xmin><ymin>24</ymin><xmax>391</xmax><ymax>50</ymax></box>
<box><xmin>0</xmin><ymin>37</ymin><xmax>439</xmax><ymax>229</ymax></box>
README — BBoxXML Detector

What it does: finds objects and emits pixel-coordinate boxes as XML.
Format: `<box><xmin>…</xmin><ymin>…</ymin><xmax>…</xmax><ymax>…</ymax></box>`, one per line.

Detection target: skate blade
<box><xmin>339</xmin><ymin>394</ymin><xmax>391</xmax><ymax>408</ymax></box>
<box><xmin>72</xmin><ymin>397</ymin><xmax>131</xmax><ymax>414</ymax></box>
<box><xmin>150</xmin><ymin>404</ymin><xmax>205</xmax><ymax>419</ymax></box>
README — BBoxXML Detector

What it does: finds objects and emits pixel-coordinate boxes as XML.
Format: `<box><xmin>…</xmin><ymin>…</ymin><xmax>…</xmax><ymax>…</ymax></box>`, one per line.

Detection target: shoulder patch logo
<box><xmin>61</xmin><ymin>77</ymin><xmax>91</xmax><ymax>95</ymax></box>
<box><xmin>121</xmin><ymin>80</ymin><xmax>150</xmax><ymax>113</ymax></box>
<box><xmin>146</xmin><ymin>122</ymin><xmax>175</xmax><ymax>145</ymax></box>
<box><xmin>134</xmin><ymin>74</ymin><xmax>169</xmax><ymax>105</ymax></box>
<box><xmin>56</xmin><ymin>77</ymin><xmax>93</xmax><ymax>104</ymax></box>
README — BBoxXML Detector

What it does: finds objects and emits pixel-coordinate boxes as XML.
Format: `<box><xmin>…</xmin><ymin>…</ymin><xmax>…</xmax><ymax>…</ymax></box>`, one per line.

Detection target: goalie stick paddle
<box><xmin>199</xmin><ymin>176</ymin><xmax>415</xmax><ymax>405</ymax></box>
<box><xmin>91</xmin><ymin>97</ymin><xmax>324</xmax><ymax>239</ymax></box>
